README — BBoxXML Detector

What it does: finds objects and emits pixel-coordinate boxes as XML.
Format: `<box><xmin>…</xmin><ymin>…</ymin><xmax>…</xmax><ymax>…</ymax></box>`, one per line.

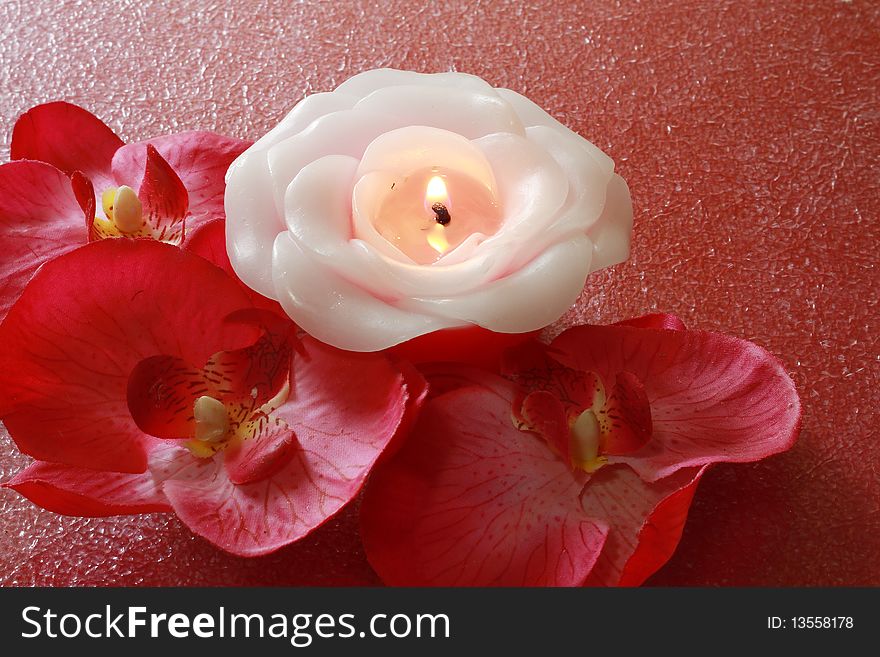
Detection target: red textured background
<box><xmin>1</xmin><ymin>0</ymin><xmax>877</xmax><ymax>586</ymax></box>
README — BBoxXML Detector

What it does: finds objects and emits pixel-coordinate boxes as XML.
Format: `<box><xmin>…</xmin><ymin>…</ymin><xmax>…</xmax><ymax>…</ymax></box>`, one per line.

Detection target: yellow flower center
<box><xmin>92</xmin><ymin>186</ymin><xmax>147</xmax><ymax>238</ymax></box>
<box><xmin>570</xmin><ymin>409</ymin><xmax>608</xmax><ymax>473</ymax></box>
<box><xmin>183</xmin><ymin>380</ymin><xmax>291</xmax><ymax>458</ymax></box>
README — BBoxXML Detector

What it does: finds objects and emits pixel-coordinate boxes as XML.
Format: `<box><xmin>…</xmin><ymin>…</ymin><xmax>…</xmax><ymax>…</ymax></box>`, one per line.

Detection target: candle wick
<box><xmin>432</xmin><ymin>202</ymin><xmax>451</xmax><ymax>226</ymax></box>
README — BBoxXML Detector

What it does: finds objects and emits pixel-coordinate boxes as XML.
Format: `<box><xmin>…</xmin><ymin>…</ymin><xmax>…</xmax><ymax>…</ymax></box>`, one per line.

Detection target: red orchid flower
<box><xmin>0</xmin><ymin>101</ymin><xmax>250</xmax><ymax>320</ymax></box>
<box><xmin>0</xmin><ymin>238</ymin><xmax>422</xmax><ymax>556</ymax></box>
<box><xmin>360</xmin><ymin>313</ymin><xmax>801</xmax><ymax>586</ymax></box>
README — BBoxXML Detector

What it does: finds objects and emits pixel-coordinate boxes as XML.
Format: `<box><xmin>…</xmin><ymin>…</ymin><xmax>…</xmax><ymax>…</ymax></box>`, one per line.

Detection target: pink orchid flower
<box><xmin>0</xmin><ymin>102</ymin><xmax>250</xmax><ymax>320</ymax></box>
<box><xmin>360</xmin><ymin>314</ymin><xmax>801</xmax><ymax>585</ymax></box>
<box><xmin>0</xmin><ymin>237</ymin><xmax>423</xmax><ymax>556</ymax></box>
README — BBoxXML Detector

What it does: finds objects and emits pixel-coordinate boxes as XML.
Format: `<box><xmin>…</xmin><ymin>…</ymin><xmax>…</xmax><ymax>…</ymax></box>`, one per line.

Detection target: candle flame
<box><xmin>426</xmin><ymin>175</ymin><xmax>448</xmax><ymax>205</ymax></box>
<box><xmin>427</xmin><ymin>223</ymin><xmax>449</xmax><ymax>255</ymax></box>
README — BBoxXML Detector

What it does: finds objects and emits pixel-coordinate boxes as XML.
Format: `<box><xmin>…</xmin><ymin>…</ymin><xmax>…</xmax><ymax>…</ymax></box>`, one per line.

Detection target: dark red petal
<box><xmin>162</xmin><ymin>336</ymin><xmax>408</xmax><ymax>556</ymax></box>
<box><xmin>4</xmin><ymin>455</ymin><xmax>176</xmax><ymax>516</ymax></box>
<box><xmin>128</xmin><ymin>355</ymin><xmax>213</xmax><ymax>439</ymax></box>
<box><xmin>599</xmin><ymin>371</ymin><xmax>653</xmax><ymax>455</ymax></box>
<box><xmin>70</xmin><ymin>170</ymin><xmax>95</xmax><ymax>228</ymax></box>
<box><xmin>582</xmin><ymin>465</ymin><xmax>705</xmax><ymax>586</ymax></box>
<box><xmin>361</xmin><ymin>379</ymin><xmax>608</xmax><ymax>586</ymax></box>
<box><xmin>390</xmin><ymin>326</ymin><xmax>539</xmax><ymax>371</ymax></box>
<box><xmin>615</xmin><ymin>313</ymin><xmax>687</xmax><ymax>331</ymax></box>
<box><xmin>223</xmin><ymin>418</ymin><xmax>297</xmax><ymax>485</ymax></box>
<box><xmin>137</xmin><ymin>144</ymin><xmax>189</xmax><ymax>243</ymax></box>
<box><xmin>0</xmin><ymin>161</ymin><xmax>89</xmax><ymax>321</ymax></box>
<box><xmin>550</xmin><ymin>325</ymin><xmax>801</xmax><ymax>481</ymax></box>
<box><xmin>184</xmin><ymin>218</ymin><xmax>287</xmax><ymax>315</ymax></box>
<box><xmin>11</xmin><ymin>102</ymin><xmax>122</xmax><ymax>191</ymax></box>
<box><xmin>0</xmin><ymin>240</ymin><xmax>258</xmax><ymax>473</ymax></box>
<box><xmin>518</xmin><ymin>390</ymin><xmax>570</xmax><ymax>458</ymax></box>
<box><xmin>112</xmin><ymin>132</ymin><xmax>250</xmax><ymax>233</ymax></box>
<box><xmin>618</xmin><ymin>467</ymin><xmax>706</xmax><ymax>586</ymax></box>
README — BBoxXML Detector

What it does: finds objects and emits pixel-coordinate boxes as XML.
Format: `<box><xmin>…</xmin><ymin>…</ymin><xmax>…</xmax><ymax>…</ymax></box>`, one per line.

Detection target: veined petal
<box><xmin>11</xmin><ymin>101</ymin><xmax>123</xmax><ymax>191</ymax></box>
<box><xmin>128</xmin><ymin>309</ymin><xmax>295</xmax><ymax>441</ymax></box>
<box><xmin>582</xmin><ymin>465</ymin><xmax>705</xmax><ymax>586</ymax></box>
<box><xmin>0</xmin><ymin>240</ymin><xmax>258</xmax><ymax>473</ymax></box>
<box><xmin>3</xmin><ymin>444</ymin><xmax>186</xmax><ymax>516</ymax></box>
<box><xmin>598</xmin><ymin>371</ymin><xmax>653</xmax><ymax>455</ymax></box>
<box><xmin>517</xmin><ymin>390</ymin><xmax>570</xmax><ymax>459</ymax></box>
<box><xmin>502</xmin><ymin>339</ymin><xmax>604</xmax><ymax>419</ymax></box>
<box><xmin>138</xmin><ymin>144</ymin><xmax>189</xmax><ymax>243</ymax></box>
<box><xmin>361</xmin><ymin>379</ymin><xmax>608</xmax><ymax>586</ymax></box>
<box><xmin>271</xmin><ymin>335</ymin><xmax>408</xmax><ymax>479</ymax></box>
<box><xmin>0</xmin><ymin>161</ymin><xmax>89</xmax><ymax>321</ymax></box>
<box><xmin>203</xmin><ymin>308</ymin><xmax>296</xmax><ymax>414</ymax></box>
<box><xmin>112</xmin><ymin>132</ymin><xmax>250</xmax><ymax>232</ymax></box>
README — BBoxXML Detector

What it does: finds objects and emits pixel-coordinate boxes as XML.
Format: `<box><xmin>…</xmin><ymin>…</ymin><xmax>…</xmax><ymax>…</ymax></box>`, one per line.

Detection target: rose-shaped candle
<box><xmin>225</xmin><ymin>69</ymin><xmax>632</xmax><ymax>352</ymax></box>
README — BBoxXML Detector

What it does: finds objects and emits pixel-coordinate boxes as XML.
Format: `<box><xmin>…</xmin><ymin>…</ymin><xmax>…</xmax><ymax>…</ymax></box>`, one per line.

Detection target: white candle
<box><xmin>225</xmin><ymin>69</ymin><xmax>633</xmax><ymax>352</ymax></box>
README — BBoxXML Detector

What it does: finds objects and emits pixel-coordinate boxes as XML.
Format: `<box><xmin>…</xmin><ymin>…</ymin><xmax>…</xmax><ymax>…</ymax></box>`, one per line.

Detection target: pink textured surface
<box><xmin>1</xmin><ymin>0</ymin><xmax>877</xmax><ymax>586</ymax></box>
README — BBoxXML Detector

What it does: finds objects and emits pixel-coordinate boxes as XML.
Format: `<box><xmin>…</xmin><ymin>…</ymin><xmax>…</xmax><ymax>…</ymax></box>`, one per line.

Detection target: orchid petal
<box><xmin>598</xmin><ymin>371</ymin><xmax>653</xmax><ymax>455</ymax></box>
<box><xmin>0</xmin><ymin>161</ymin><xmax>88</xmax><ymax>321</ymax></box>
<box><xmin>223</xmin><ymin>418</ymin><xmax>297</xmax><ymax>485</ymax></box>
<box><xmin>137</xmin><ymin>144</ymin><xmax>189</xmax><ymax>243</ymax></box>
<box><xmin>3</xmin><ymin>446</ymin><xmax>188</xmax><ymax>516</ymax></box>
<box><xmin>614</xmin><ymin>313</ymin><xmax>687</xmax><ymax>331</ymax></box>
<box><xmin>361</xmin><ymin>380</ymin><xmax>608</xmax><ymax>586</ymax></box>
<box><xmin>582</xmin><ymin>465</ymin><xmax>705</xmax><ymax>586</ymax></box>
<box><xmin>127</xmin><ymin>355</ymin><xmax>212</xmax><ymax>440</ymax></box>
<box><xmin>11</xmin><ymin>101</ymin><xmax>123</xmax><ymax>191</ymax></box>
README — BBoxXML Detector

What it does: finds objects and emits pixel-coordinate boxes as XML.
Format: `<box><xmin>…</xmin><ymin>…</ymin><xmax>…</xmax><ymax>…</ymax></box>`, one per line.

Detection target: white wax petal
<box><xmin>314</xmin><ymin>239</ymin><xmax>501</xmax><ymax>299</ymax></box>
<box><xmin>452</xmin><ymin>132</ymin><xmax>567</xmax><ymax>278</ymax></box>
<box><xmin>400</xmin><ymin>235</ymin><xmax>594</xmax><ymax>332</ymax></box>
<box><xmin>267</xmin><ymin>109</ymin><xmax>404</xmax><ymax>217</ymax></box>
<box><xmin>355</xmin><ymin>86</ymin><xmax>525</xmax><ymax>139</ymax></box>
<box><xmin>587</xmin><ymin>173</ymin><xmax>633</xmax><ymax>271</ymax></box>
<box><xmin>525</xmin><ymin>125</ymin><xmax>611</xmax><ymax>232</ymax></box>
<box><xmin>471</xmin><ymin>132</ymin><xmax>567</xmax><ymax>235</ymax></box>
<box><xmin>250</xmin><ymin>91</ymin><xmax>358</xmax><ymax>152</ymax></box>
<box><xmin>354</xmin><ymin>126</ymin><xmax>497</xmax><ymax>192</ymax></box>
<box><xmin>225</xmin><ymin>149</ymin><xmax>284</xmax><ymax>298</ymax></box>
<box><xmin>283</xmin><ymin>155</ymin><xmax>359</xmax><ymax>256</ymax></box>
<box><xmin>489</xmin><ymin>125</ymin><xmax>614</xmax><ymax>273</ymax></box>
<box><xmin>495</xmin><ymin>88</ymin><xmax>615</xmax><ymax>175</ymax></box>
<box><xmin>335</xmin><ymin>69</ymin><xmax>494</xmax><ymax>98</ymax></box>
<box><xmin>272</xmin><ymin>232</ymin><xmax>461</xmax><ymax>352</ymax></box>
